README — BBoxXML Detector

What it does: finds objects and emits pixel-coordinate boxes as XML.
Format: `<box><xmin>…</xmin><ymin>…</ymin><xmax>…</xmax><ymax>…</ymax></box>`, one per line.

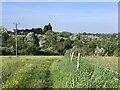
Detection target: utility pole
<box><xmin>13</xmin><ymin>23</ymin><xmax>20</xmax><ymax>57</ymax></box>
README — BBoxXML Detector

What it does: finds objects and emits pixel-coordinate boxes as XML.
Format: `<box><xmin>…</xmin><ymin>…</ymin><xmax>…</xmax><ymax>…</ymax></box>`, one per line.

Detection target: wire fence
<box><xmin>72</xmin><ymin>56</ymin><xmax>118</xmax><ymax>75</ymax></box>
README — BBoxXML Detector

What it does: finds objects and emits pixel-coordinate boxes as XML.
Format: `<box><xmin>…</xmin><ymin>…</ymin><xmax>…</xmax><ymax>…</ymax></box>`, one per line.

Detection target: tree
<box><xmin>45</xmin><ymin>31</ymin><xmax>57</xmax><ymax>48</ymax></box>
<box><xmin>43</xmin><ymin>23</ymin><xmax>52</xmax><ymax>33</ymax></box>
<box><xmin>64</xmin><ymin>38</ymin><xmax>72</xmax><ymax>50</ymax></box>
<box><xmin>88</xmin><ymin>42</ymin><xmax>97</xmax><ymax>53</ymax></box>
<box><xmin>47</xmin><ymin>23</ymin><xmax>52</xmax><ymax>30</ymax></box>
<box><xmin>59</xmin><ymin>31</ymin><xmax>72</xmax><ymax>38</ymax></box>
<box><xmin>45</xmin><ymin>30</ymin><xmax>54</xmax><ymax>35</ymax></box>
<box><xmin>113</xmin><ymin>48</ymin><xmax>120</xmax><ymax>57</ymax></box>
<box><xmin>1</xmin><ymin>28</ymin><xmax>9</xmax><ymax>47</ymax></box>
<box><xmin>95</xmin><ymin>46</ymin><xmax>105</xmax><ymax>56</ymax></box>
<box><xmin>1</xmin><ymin>47</ymin><xmax>13</xmax><ymax>55</ymax></box>
<box><xmin>43</xmin><ymin>25</ymin><xmax>48</xmax><ymax>33</ymax></box>
<box><xmin>23</xmin><ymin>44</ymin><xmax>40</xmax><ymax>55</ymax></box>
<box><xmin>56</xmin><ymin>41</ymin><xmax>65</xmax><ymax>54</ymax></box>
<box><xmin>83</xmin><ymin>32</ymin><xmax>87</xmax><ymax>35</ymax></box>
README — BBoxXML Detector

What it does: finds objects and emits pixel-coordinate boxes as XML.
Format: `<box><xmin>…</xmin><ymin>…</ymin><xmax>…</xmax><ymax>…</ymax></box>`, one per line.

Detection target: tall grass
<box><xmin>2</xmin><ymin>56</ymin><xmax>62</xmax><ymax>88</ymax></box>
<box><xmin>1</xmin><ymin>56</ymin><xmax>119</xmax><ymax>88</ymax></box>
<box><xmin>0</xmin><ymin>56</ymin><xmax>2</xmax><ymax>89</ymax></box>
<box><xmin>50</xmin><ymin>56</ymin><xmax>118</xmax><ymax>88</ymax></box>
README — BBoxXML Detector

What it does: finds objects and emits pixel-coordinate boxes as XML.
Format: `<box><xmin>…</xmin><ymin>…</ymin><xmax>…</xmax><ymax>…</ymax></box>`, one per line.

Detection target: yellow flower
<box><xmin>13</xmin><ymin>80</ymin><xmax>19</xmax><ymax>86</ymax></box>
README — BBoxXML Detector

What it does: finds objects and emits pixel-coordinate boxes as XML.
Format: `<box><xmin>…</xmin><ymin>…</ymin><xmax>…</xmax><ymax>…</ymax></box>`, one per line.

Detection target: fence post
<box><xmin>77</xmin><ymin>52</ymin><xmax>80</xmax><ymax>70</ymax></box>
<box><xmin>71</xmin><ymin>52</ymin><xmax>74</xmax><ymax>61</ymax></box>
<box><xmin>70</xmin><ymin>50</ymin><xmax>72</xmax><ymax>58</ymax></box>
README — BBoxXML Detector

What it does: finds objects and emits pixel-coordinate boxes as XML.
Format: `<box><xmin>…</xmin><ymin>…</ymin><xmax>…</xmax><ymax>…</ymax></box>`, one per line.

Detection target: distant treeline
<box><xmin>9</xmin><ymin>23</ymin><xmax>52</xmax><ymax>35</ymax></box>
<box><xmin>0</xmin><ymin>24</ymin><xmax>120</xmax><ymax>56</ymax></box>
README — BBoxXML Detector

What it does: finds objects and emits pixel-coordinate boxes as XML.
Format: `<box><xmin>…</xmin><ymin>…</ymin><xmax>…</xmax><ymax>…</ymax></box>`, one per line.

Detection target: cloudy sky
<box><xmin>2</xmin><ymin>2</ymin><xmax>118</xmax><ymax>33</ymax></box>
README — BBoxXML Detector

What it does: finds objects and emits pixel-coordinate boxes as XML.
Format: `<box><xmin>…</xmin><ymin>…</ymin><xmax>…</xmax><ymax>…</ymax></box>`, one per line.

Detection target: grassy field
<box><xmin>1</xmin><ymin>56</ymin><xmax>119</xmax><ymax>88</ymax></box>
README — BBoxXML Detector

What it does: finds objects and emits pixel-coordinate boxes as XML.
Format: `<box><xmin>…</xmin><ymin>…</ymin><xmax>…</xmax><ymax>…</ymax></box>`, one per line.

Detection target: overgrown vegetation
<box><xmin>2</xmin><ymin>56</ymin><xmax>119</xmax><ymax>88</ymax></box>
<box><xmin>0</xmin><ymin>25</ymin><xmax>119</xmax><ymax>56</ymax></box>
<box><xmin>1</xmin><ymin>24</ymin><xmax>119</xmax><ymax>88</ymax></box>
<box><xmin>2</xmin><ymin>56</ymin><xmax>63</xmax><ymax>88</ymax></box>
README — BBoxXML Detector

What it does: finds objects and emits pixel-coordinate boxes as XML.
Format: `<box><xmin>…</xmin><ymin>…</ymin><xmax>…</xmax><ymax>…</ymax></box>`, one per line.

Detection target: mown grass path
<box><xmin>2</xmin><ymin>56</ymin><xmax>63</xmax><ymax>88</ymax></box>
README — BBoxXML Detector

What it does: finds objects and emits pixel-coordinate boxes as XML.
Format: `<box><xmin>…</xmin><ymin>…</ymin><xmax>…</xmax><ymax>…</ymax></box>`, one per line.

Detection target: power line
<box><xmin>13</xmin><ymin>23</ymin><xmax>20</xmax><ymax>57</ymax></box>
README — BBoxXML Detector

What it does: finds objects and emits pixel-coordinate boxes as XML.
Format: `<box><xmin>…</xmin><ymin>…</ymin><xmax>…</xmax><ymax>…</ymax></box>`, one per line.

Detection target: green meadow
<box><xmin>1</xmin><ymin>56</ymin><xmax>119</xmax><ymax>88</ymax></box>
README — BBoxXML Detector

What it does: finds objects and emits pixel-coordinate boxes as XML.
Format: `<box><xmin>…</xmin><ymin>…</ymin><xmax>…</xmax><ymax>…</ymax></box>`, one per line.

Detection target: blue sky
<box><xmin>2</xmin><ymin>2</ymin><xmax>118</xmax><ymax>33</ymax></box>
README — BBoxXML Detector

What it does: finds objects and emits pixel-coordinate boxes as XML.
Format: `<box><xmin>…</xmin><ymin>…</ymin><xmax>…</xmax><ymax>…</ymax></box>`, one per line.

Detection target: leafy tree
<box><xmin>83</xmin><ymin>32</ymin><xmax>87</xmax><ymax>35</ymax></box>
<box><xmin>47</xmin><ymin>23</ymin><xmax>52</xmax><ymax>30</ymax></box>
<box><xmin>57</xmin><ymin>42</ymin><xmax>65</xmax><ymax>55</ymax></box>
<box><xmin>6</xmin><ymin>36</ymin><xmax>16</xmax><ymax>48</ymax></box>
<box><xmin>88</xmin><ymin>42</ymin><xmax>97</xmax><ymax>53</ymax></box>
<box><xmin>59</xmin><ymin>32</ymin><xmax>72</xmax><ymax>38</ymax></box>
<box><xmin>45</xmin><ymin>30</ymin><xmax>54</xmax><ymax>35</ymax></box>
<box><xmin>95</xmin><ymin>46</ymin><xmax>105</xmax><ymax>56</ymax></box>
<box><xmin>25</xmin><ymin>32</ymin><xmax>36</xmax><ymax>43</ymax></box>
<box><xmin>23</xmin><ymin>44</ymin><xmax>40</xmax><ymax>55</ymax></box>
<box><xmin>31</xmin><ymin>28</ymin><xmax>43</xmax><ymax>34</ymax></box>
<box><xmin>43</xmin><ymin>25</ymin><xmax>48</xmax><ymax>33</ymax></box>
<box><xmin>1</xmin><ymin>47</ymin><xmax>15</xmax><ymax>55</ymax></box>
<box><xmin>72</xmin><ymin>41</ymin><xmax>82</xmax><ymax>47</ymax></box>
<box><xmin>113</xmin><ymin>48</ymin><xmax>120</xmax><ymax>57</ymax></box>
<box><xmin>45</xmin><ymin>31</ymin><xmax>57</xmax><ymax>48</ymax></box>
<box><xmin>64</xmin><ymin>38</ymin><xmax>72</xmax><ymax>50</ymax></box>
<box><xmin>43</xmin><ymin>24</ymin><xmax>52</xmax><ymax>33</ymax></box>
<box><xmin>25</xmin><ymin>32</ymin><xmax>39</xmax><ymax>45</ymax></box>
<box><xmin>1</xmin><ymin>28</ymin><xmax>9</xmax><ymax>47</ymax></box>
<box><xmin>34</xmin><ymin>34</ymin><xmax>39</xmax><ymax>46</ymax></box>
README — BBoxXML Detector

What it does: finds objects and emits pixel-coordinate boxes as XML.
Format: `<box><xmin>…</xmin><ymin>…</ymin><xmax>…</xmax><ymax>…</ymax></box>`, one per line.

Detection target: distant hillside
<box><xmin>0</xmin><ymin>24</ymin><xmax>119</xmax><ymax>56</ymax></box>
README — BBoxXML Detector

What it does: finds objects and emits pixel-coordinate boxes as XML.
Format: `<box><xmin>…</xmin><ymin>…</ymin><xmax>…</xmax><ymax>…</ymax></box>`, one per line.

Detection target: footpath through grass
<box><xmin>2</xmin><ymin>56</ymin><xmax>63</xmax><ymax>88</ymax></box>
<box><xmin>1</xmin><ymin>56</ymin><xmax>119</xmax><ymax>88</ymax></box>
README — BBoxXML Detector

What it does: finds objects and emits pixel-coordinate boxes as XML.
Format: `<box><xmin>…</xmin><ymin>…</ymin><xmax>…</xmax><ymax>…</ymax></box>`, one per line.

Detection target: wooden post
<box><xmin>70</xmin><ymin>50</ymin><xmax>72</xmax><ymax>58</ymax></box>
<box><xmin>77</xmin><ymin>52</ymin><xmax>80</xmax><ymax>70</ymax></box>
<box><xmin>71</xmin><ymin>52</ymin><xmax>74</xmax><ymax>61</ymax></box>
<box><xmin>70</xmin><ymin>49</ymin><xmax>74</xmax><ymax>61</ymax></box>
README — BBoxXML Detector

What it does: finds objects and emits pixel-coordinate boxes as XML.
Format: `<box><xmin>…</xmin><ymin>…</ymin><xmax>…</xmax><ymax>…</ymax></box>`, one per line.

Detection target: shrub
<box><xmin>113</xmin><ymin>48</ymin><xmax>120</xmax><ymax>57</ymax></box>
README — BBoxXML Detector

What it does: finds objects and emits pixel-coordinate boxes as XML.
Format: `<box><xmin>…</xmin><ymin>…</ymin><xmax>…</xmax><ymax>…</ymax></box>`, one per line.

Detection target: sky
<box><xmin>2</xmin><ymin>2</ymin><xmax>118</xmax><ymax>33</ymax></box>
